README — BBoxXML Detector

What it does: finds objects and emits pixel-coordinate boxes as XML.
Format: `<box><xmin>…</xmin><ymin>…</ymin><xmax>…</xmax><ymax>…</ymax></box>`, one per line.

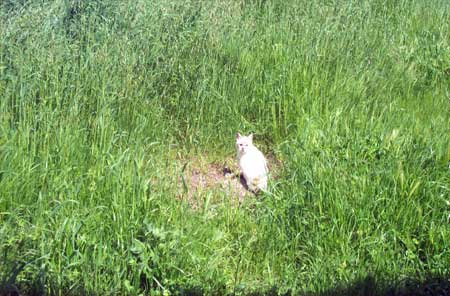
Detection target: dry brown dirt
<box><xmin>176</xmin><ymin>154</ymin><xmax>282</xmax><ymax>209</ymax></box>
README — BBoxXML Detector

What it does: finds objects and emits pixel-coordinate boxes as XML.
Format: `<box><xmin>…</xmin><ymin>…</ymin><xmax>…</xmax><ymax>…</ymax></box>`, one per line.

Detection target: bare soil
<box><xmin>177</xmin><ymin>159</ymin><xmax>249</xmax><ymax>208</ymax></box>
<box><xmin>177</xmin><ymin>154</ymin><xmax>282</xmax><ymax>209</ymax></box>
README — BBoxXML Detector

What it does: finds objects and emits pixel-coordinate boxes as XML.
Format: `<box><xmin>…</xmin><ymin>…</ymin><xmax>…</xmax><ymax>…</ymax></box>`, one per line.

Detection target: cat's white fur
<box><xmin>236</xmin><ymin>133</ymin><xmax>268</xmax><ymax>192</ymax></box>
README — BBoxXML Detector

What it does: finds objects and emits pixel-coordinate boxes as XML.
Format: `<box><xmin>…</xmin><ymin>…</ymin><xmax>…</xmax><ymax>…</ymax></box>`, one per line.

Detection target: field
<box><xmin>1</xmin><ymin>0</ymin><xmax>449</xmax><ymax>295</ymax></box>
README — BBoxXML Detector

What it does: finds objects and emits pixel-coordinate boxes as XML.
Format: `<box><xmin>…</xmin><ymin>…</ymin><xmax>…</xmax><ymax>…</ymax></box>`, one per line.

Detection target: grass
<box><xmin>0</xmin><ymin>0</ymin><xmax>449</xmax><ymax>295</ymax></box>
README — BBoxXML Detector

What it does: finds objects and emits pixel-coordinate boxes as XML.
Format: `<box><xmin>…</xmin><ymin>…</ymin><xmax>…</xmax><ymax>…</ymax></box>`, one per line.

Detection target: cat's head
<box><xmin>236</xmin><ymin>133</ymin><xmax>253</xmax><ymax>154</ymax></box>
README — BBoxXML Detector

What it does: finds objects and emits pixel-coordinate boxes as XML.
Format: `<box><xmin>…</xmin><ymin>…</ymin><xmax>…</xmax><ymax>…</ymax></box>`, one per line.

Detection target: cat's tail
<box><xmin>251</xmin><ymin>176</ymin><xmax>268</xmax><ymax>194</ymax></box>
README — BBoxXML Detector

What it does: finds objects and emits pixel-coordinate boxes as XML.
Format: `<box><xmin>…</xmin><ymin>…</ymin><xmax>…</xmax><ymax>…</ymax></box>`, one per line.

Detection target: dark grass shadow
<box><xmin>305</xmin><ymin>275</ymin><xmax>450</xmax><ymax>296</ymax></box>
<box><xmin>1</xmin><ymin>273</ymin><xmax>450</xmax><ymax>295</ymax></box>
<box><xmin>247</xmin><ymin>275</ymin><xmax>450</xmax><ymax>296</ymax></box>
<box><xmin>166</xmin><ymin>275</ymin><xmax>450</xmax><ymax>296</ymax></box>
<box><xmin>174</xmin><ymin>275</ymin><xmax>450</xmax><ymax>296</ymax></box>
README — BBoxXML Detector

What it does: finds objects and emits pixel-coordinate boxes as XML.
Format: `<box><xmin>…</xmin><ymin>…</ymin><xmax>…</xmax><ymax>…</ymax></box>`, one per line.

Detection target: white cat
<box><xmin>236</xmin><ymin>133</ymin><xmax>268</xmax><ymax>192</ymax></box>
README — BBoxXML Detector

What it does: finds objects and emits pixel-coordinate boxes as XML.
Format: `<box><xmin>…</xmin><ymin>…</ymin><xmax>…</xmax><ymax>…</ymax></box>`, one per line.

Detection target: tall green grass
<box><xmin>1</xmin><ymin>0</ymin><xmax>449</xmax><ymax>294</ymax></box>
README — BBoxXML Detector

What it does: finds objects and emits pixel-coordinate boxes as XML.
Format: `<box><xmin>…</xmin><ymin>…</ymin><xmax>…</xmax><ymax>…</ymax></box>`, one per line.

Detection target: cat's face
<box><xmin>236</xmin><ymin>133</ymin><xmax>253</xmax><ymax>154</ymax></box>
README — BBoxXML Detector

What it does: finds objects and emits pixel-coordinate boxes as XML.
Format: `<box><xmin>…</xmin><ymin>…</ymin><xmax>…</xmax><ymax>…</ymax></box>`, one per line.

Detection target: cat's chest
<box><xmin>238</xmin><ymin>150</ymin><xmax>265</xmax><ymax>168</ymax></box>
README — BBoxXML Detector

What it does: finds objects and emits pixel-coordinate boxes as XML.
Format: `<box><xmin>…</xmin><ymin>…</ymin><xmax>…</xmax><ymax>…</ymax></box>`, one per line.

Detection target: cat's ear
<box><xmin>236</xmin><ymin>132</ymin><xmax>242</xmax><ymax>139</ymax></box>
<box><xmin>249</xmin><ymin>133</ymin><xmax>253</xmax><ymax>141</ymax></box>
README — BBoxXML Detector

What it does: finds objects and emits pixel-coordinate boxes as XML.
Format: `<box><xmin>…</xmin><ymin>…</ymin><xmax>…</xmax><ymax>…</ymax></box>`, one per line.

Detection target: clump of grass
<box><xmin>1</xmin><ymin>0</ymin><xmax>449</xmax><ymax>295</ymax></box>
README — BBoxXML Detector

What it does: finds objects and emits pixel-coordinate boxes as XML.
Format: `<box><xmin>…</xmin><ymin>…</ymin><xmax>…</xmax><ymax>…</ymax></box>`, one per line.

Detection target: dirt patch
<box><xmin>176</xmin><ymin>153</ymin><xmax>283</xmax><ymax>209</ymax></box>
<box><xmin>177</xmin><ymin>158</ymin><xmax>250</xmax><ymax>209</ymax></box>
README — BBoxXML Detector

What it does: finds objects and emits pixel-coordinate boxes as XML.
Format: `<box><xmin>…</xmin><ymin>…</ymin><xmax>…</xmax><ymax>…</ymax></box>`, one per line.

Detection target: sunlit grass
<box><xmin>1</xmin><ymin>0</ymin><xmax>449</xmax><ymax>294</ymax></box>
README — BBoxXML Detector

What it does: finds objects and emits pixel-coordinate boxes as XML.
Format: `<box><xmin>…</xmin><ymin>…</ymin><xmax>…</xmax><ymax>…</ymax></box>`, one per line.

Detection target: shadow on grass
<box><xmin>1</xmin><ymin>255</ymin><xmax>449</xmax><ymax>296</ymax></box>
<box><xmin>305</xmin><ymin>275</ymin><xmax>450</xmax><ymax>296</ymax></box>
<box><xmin>2</xmin><ymin>275</ymin><xmax>450</xmax><ymax>296</ymax></box>
<box><xmin>163</xmin><ymin>275</ymin><xmax>450</xmax><ymax>296</ymax></box>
